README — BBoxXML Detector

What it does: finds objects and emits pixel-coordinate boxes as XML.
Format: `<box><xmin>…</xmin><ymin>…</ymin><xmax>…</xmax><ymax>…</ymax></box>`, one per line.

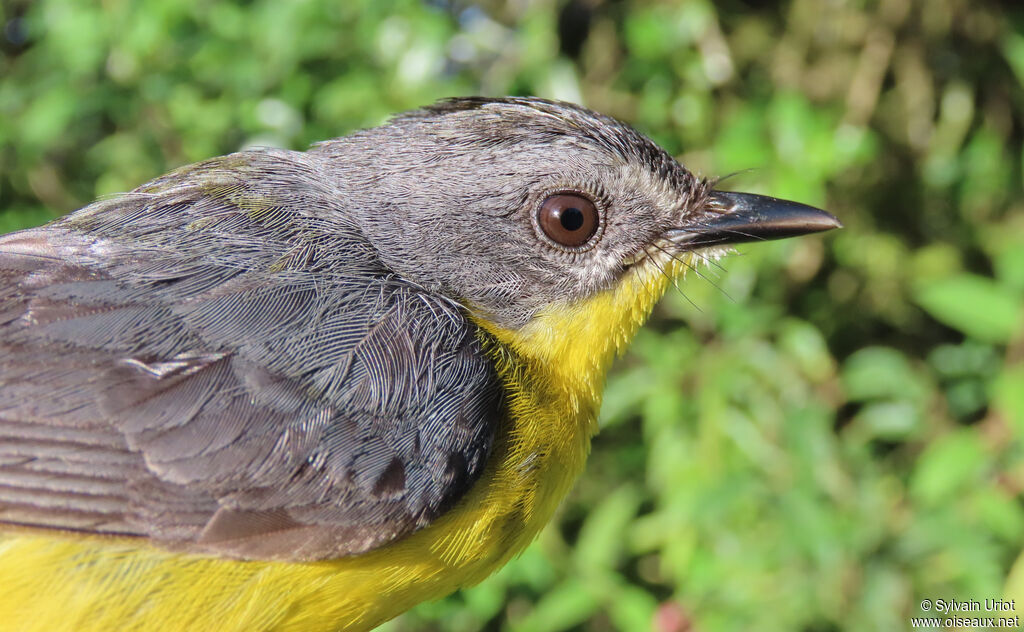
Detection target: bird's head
<box><xmin>314</xmin><ymin>97</ymin><xmax>840</xmax><ymax>375</ymax></box>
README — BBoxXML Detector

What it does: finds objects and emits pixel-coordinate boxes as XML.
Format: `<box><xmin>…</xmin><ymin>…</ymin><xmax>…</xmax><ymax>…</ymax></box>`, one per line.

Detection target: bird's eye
<box><xmin>537</xmin><ymin>194</ymin><xmax>600</xmax><ymax>248</ymax></box>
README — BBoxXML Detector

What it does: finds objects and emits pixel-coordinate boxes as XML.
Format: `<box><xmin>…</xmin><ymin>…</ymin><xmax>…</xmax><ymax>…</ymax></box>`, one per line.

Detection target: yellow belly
<box><xmin>0</xmin><ymin>405</ymin><xmax>590</xmax><ymax>632</ymax></box>
<box><xmin>0</xmin><ymin>258</ymin><xmax>679</xmax><ymax>632</ymax></box>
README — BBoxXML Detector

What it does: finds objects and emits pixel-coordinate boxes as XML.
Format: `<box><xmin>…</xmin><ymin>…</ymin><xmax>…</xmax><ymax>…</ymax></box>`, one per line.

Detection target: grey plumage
<box><xmin>0</xmin><ymin>145</ymin><xmax>501</xmax><ymax>560</ymax></box>
<box><xmin>0</xmin><ymin>97</ymin><xmax>837</xmax><ymax>562</ymax></box>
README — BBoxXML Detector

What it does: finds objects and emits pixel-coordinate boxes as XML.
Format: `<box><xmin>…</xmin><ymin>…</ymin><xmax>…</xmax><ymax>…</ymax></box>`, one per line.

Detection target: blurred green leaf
<box><xmin>511</xmin><ymin>577</ymin><xmax>600</xmax><ymax>632</ymax></box>
<box><xmin>19</xmin><ymin>85</ymin><xmax>77</xmax><ymax>151</ymax></box>
<box><xmin>623</xmin><ymin>9</ymin><xmax>678</xmax><ymax>61</ymax></box>
<box><xmin>607</xmin><ymin>584</ymin><xmax>658</xmax><ymax>631</ymax></box>
<box><xmin>992</xmin><ymin>365</ymin><xmax>1024</xmax><ymax>437</ymax></box>
<box><xmin>573</xmin><ymin>484</ymin><xmax>640</xmax><ymax>572</ymax></box>
<box><xmin>777</xmin><ymin>318</ymin><xmax>835</xmax><ymax>382</ymax></box>
<box><xmin>1001</xmin><ymin>31</ymin><xmax>1024</xmax><ymax>87</ymax></box>
<box><xmin>993</xmin><ymin>239</ymin><xmax>1024</xmax><ymax>293</ymax></box>
<box><xmin>851</xmin><ymin>401</ymin><xmax>921</xmax><ymax>440</ymax></box>
<box><xmin>973</xmin><ymin>488</ymin><xmax>1024</xmax><ymax>544</ymax></box>
<box><xmin>914</xmin><ymin>274</ymin><xmax>1023</xmax><ymax>344</ymax></box>
<box><xmin>910</xmin><ymin>431</ymin><xmax>988</xmax><ymax>505</ymax></box>
<box><xmin>714</xmin><ymin>103</ymin><xmax>772</xmax><ymax>175</ymax></box>
<box><xmin>841</xmin><ymin>346</ymin><xmax>929</xmax><ymax>403</ymax></box>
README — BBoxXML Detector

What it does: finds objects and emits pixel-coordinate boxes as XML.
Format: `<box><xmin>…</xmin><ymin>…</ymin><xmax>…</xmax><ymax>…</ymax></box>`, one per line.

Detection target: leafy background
<box><xmin>1</xmin><ymin>0</ymin><xmax>1022</xmax><ymax>630</ymax></box>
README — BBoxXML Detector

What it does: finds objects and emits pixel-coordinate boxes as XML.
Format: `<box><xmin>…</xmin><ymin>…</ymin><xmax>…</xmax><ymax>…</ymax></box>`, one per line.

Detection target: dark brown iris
<box><xmin>537</xmin><ymin>194</ymin><xmax>599</xmax><ymax>248</ymax></box>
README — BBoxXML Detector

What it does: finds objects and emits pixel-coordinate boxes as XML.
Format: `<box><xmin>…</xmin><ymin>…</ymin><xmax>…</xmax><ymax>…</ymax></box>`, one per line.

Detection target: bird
<box><xmin>0</xmin><ymin>96</ymin><xmax>839</xmax><ymax>632</ymax></box>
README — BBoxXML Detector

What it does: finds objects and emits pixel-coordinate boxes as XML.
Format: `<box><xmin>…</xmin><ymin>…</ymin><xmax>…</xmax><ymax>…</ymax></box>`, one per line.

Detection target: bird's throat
<box><xmin>474</xmin><ymin>250</ymin><xmax>693</xmax><ymax>437</ymax></box>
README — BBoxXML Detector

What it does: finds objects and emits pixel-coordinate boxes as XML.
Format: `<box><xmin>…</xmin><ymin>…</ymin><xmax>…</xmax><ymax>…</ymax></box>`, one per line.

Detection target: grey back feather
<box><xmin>0</xmin><ymin>149</ymin><xmax>499</xmax><ymax>560</ymax></box>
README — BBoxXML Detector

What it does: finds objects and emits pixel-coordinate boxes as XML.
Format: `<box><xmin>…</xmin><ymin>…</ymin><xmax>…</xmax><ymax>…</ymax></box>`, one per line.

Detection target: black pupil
<box><xmin>560</xmin><ymin>207</ymin><xmax>584</xmax><ymax>231</ymax></box>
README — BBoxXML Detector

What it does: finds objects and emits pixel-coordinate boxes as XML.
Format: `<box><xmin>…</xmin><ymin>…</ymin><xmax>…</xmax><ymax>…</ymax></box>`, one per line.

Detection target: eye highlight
<box><xmin>536</xmin><ymin>193</ymin><xmax>600</xmax><ymax>249</ymax></box>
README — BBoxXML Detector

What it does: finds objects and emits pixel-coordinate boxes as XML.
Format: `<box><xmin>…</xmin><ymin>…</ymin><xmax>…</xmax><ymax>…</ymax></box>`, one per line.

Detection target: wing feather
<box><xmin>0</xmin><ymin>151</ymin><xmax>500</xmax><ymax>560</ymax></box>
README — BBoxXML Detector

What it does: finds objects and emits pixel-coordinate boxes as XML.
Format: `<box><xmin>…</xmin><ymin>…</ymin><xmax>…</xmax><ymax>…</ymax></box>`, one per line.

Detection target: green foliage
<box><xmin>2</xmin><ymin>0</ymin><xmax>1023</xmax><ymax>630</ymax></box>
<box><xmin>915</xmin><ymin>274</ymin><xmax>1023</xmax><ymax>344</ymax></box>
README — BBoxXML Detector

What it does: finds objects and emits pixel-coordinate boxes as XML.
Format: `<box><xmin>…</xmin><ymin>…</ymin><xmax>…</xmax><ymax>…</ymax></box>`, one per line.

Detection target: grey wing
<box><xmin>0</xmin><ymin>159</ymin><xmax>500</xmax><ymax>561</ymax></box>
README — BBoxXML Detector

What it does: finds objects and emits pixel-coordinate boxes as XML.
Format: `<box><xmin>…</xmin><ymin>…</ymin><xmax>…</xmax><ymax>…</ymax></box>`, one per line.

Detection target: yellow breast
<box><xmin>0</xmin><ymin>256</ymin><xmax>681</xmax><ymax>632</ymax></box>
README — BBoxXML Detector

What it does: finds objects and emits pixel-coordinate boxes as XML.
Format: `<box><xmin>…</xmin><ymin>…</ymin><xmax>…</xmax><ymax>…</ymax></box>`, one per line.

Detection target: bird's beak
<box><xmin>668</xmin><ymin>191</ymin><xmax>842</xmax><ymax>249</ymax></box>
